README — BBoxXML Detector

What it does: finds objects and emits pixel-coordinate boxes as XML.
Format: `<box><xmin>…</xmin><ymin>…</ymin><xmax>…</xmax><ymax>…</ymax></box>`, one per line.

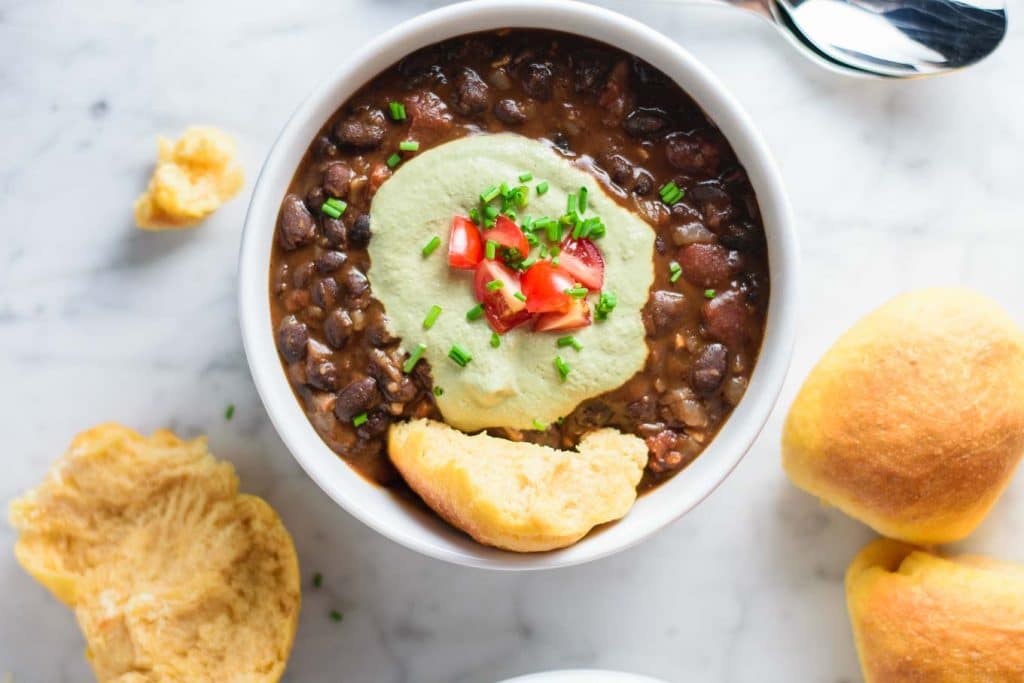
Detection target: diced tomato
<box><xmin>448</xmin><ymin>215</ymin><xmax>484</xmax><ymax>269</ymax></box>
<box><xmin>534</xmin><ymin>297</ymin><xmax>592</xmax><ymax>332</ymax></box>
<box><xmin>473</xmin><ymin>259</ymin><xmax>531</xmax><ymax>333</ymax></box>
<box><xmin>521</xmin><ymin>261</ymin><xmax>576</xmax><ymax>314</ymax></box>
<box><xmin>485</xmin><ymin>215</ymin><xmax>530</xmax><ymax>260</ymax></box>
<box><xmin>558</xmin><ymin>237</ymin><xmax>605</xmax><ymax>290</ymax></box>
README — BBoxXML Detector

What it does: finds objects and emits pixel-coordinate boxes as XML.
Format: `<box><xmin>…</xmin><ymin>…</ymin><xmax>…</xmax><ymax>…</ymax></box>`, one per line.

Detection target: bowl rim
<box><xmin>239</xmin><ymin>0</ymin><xmax>799</xmax><ymax>570</ymax></box>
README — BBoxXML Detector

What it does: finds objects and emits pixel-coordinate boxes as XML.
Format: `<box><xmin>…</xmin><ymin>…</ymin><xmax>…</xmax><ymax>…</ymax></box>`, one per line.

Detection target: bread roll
<box><xmin>846</xmin><ymin>538</ymin><xmax>1024</xmax><ymax>682</ymax></box>
<box><xmin>388</xmin><ymin>418</ymin><xmax>647</xmax><ymax>552</ymax></box>
<box><xmin>9</xmin><ymin>423</ymin><xmax>300</xmax><ymax>682</ymax></box>
<box><xmin>783</xmin><ymin>288</ymin><xmax>1024</xmax><ymax>544</ymax></box>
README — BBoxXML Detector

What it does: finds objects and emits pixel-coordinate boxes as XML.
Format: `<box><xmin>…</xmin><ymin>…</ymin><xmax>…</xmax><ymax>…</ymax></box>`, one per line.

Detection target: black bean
<box><xmin>572</xmin><ymin>51</ymin><xmax>611</xmax><ymax>92</ymax></box>
<box><xmin>718</xmin><ymin>218</ymin><xmax>761</xmax><ymax>251</ymax></box>
<box><xmin>315</xmin><ymin>250</ymin><xmax>347</xmax><ymax>274</ymax></box>
<box><xmin>666</xmin><ymin>131</ymin><xmax>720</xmax><ymax>175</ymax></box>
<box><xmin>626</xmin><ymin>395</ymin><xmax>657</xmax><ymax>422</ymax></box>
<box><xmin>323</xmin><ymin>162</ymin><xmax>354</xmax><ymax>198</ymax></box>
<box><xmin>356</xmin><ymin>409</ymin><xmax>391</xmax><ymax>438</ymax></box>
<box><xmin>313</xmin><ymin>135</ymin><xmax>338</xmax><ymax>160</ymax></box>
<box><xmin>323</xmin><ymin>217</ymin><xmax>346</xmax><ymax>247</ymax></box>
<box><xmin>292</xmin><ymin>261</ymin><xmax>316</xmax><ymax>289</ymax></box>
<box><xmin>349</xmin><ymin>213</ymin><xmax>371</xmax><ymax>248</ymax></box>
<box><xmin>307</xmin><ymin>357</ymin><xmax>340</xmax><ymax>392</ymax></box>
<box><xmin>691</xmin><ymin>343</ymin><xmax>728</xmax><ymax>396</ymax></box>
<box><xmin>324</xmin><ymin>309</ymin><xmax>353</xmax><ymax>349</ymax></box>
<box><xmin>631</xmin><ymin>57</ymin><xmax>672</xmax><ymax>87</ymax></box>
<box><xmin>521</xmin><ymin>62</ymin><xmax>554</xmax><ymax>101</ymax></box>
<box><xmin>622</xmin><ymin>107</ymin><xmax>671</xmax><ymax>138</ymax></box>
<box><xmin>646</xmin><ymin>290</ymin><xmax>687</xmax><ymax>337</ymax></box>
<box><xmin>738</xmin><ymin>271</ymin><xmax>766</xmax><ymax>306</ymax></box>
<box><xmin>278</xmin><ymin>194</ymin><xmax>316</xmax><ymax>250</ymax></box>
<box><xmin>602</xmin><ymin>153</ymin><xmax>635</xmax><ymax>188</ymax></box>
<box><xmin>333</xmin><ymin>107</ymin><xmax>387</xmax><ymax>150</ymax></box>
<box><xmin>277</xmin><ymin>315</ymin><xmax>309</xmax><ymax>362</ymax></box>
<box><xmin>493</xmin><ymin>98</ymin><xmax>528</xmax><ymax>125</ymax></box>
<box><xmin>366</xmin><ymin>318</ymin><xmax>397</xmax><ymax>347</ymax></box>
<box><xmin>575</xmin><ymin>401</ymin><xmax>614</xmax><ymax>428</ymax></box>
<box><xmin>312</xmin><ymin>277</ymin><xmax>340</xmax><ymax>309</ymax></box>
<box><xmin>633</xmin><ymin>171</ymin><xmax>654</xmax><ymax>196</ymax></box>
<box><xmin>452</xmin><ymin>67</ymin><xmax>490</xmax><ymax>115</ymax></box>
<box><xmin>343</xmin><ymin>267</ymin><xmax>371</xmax><ymax>308</ymax></box>
<box><xmin>334</xmin><ymin>377</ymin><xmax>379</xmax><ymax>421</ymax></box>
<box><xmin>552</xmin><ymin>132</ymin><xmax>571</xmax><ymax>152</ymax></box>
<box><xmin>702</xmin><ymin>290</ymin><xmax>748</xmax><ymax>349</ymax></box>
<box><xmin>305</xmin><ymin>186</ymin><xmax>326</xmax><ymax>214</ymax></box>
<box><xmin>382</xmin><ymin>376</ymin><xmax>417</xmax><ymax>403</ymax></box>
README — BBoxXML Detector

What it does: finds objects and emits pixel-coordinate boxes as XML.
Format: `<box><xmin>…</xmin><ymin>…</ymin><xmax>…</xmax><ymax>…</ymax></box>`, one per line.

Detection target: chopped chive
<box><xmin>536</xmin><ymin>181</ymin><xmax>549</xmax><ymax>195</ymax></box>
<box><xmin>669</xmin><ymin>260</ymin><xmax>683</xmax><ymax>283</ymax></box>
<box><xmin>330</xmin><ymin>610</ymin><xmax>343</xmax><ymax>622</ymax></box>
<box><xmin>539</xmin><ymin>245</ymin><xmax>548</xmax><ymax>259</ymax></box>
<box><xmin>565</xmin><ymin>285</ymin><xmax>588</xmax><ymax>298</ymax></box>
<box><xmin>485</xmin><ymin>240</ymin><xmax>498</xmax><ymax>260</ymax></box>
<box><xmin>480</xmin><ymin>185</ymin><xmax>501</xmax><ymax>203</ymax></box>
<box><xmin>469</xmin><ymin>207</ymin><xmax>481</xmax><ymax>224</ymax></box>
<box><xmin>557</xmin><ymin>335</ymin><xmax>583</xmax><ymax>351</ymax></box>
<box><xmin>554</xmin><ymin>355</ymin><xmax>571</xmax><ymax>381</ymax></box>
<box><xmin>519</xmin><ymin>172</ymin><xmax>533</xmax><ymax>182</ymax></box>
<box><xmin>485</xmin><ymin>279</ymin><xmax>504</xmax><ymax>291</ymax></box>
<box><xmin>513</xmin><ymin>291</ymin><xmax>527</xmax><ymax>302</ymax></box>
<box><xmin>389</xmin><ymin>101</ymin><xmax>406</xmax><ymax>120</ymax></box>
<box><xmin>524</xmin><ymin>232</ymin><xmax>539</xmax><ymax>247</ymax></box>
<box><xmin>402</xmin><ymin>343</ymin><xmax>427</xmax><ymax>373</ymax></box>
<box><xmin>224</xmin><ymin>403</ymin><xmax>235</xmax><ymax>420</ymax></box>
<box><xmin>352</xmin><ymin>412</ymin><xmax>368</xmax><ymax>427</ymax></box>
<box><xmin>550</xmin><ymin>246</ymin><xmax>561</xmax><ymax>257</ymax></box>
<box><xmin>704</xmin><ymin>288</ymin><xmax>717</xmax><ymax>299</ymax></box>
<box><xmin>386</xmin><ymin>153</ymin><xmax>402</xmax><ymax>169</ymax></box>
<box><xmin>313</xmin><ymin>572</ymin><xmax>323</xmax><ymax>588</ymax></box>
<box><xmin>321</xmin><ymin>202</ymin><xmax>342</xmax><ymax>219</ymax></box>
<box><xmin>545</xmin><ymin>220</ymin><xmax>561</xmax><ymax>242</ymax></box>
<box><xmin>578</xmin><ymin>187</ymin><xmax>588</xmax><ymax>213</ymax></box>
<box><xmin>520</xmin><ymin>256</ymin><xmax>537</xmax><ymax>269</ymax></box>
<box><xmin>551</xmin><ymin>256</ymin><xmax>560</xmax><ymax>266</ymax></box>
<box><xmin>659</xmin><ymin>181</ymin><xmax>684</xmax><ymax>205</ymax></box>
<box><xmin>595</xmin><ymin>291</ymin><xmax>617</xmax><ymax>321</ymax></box>
<box><xmin>490</xmin><ymin>331</ymin><xmax>501</xmax><ymax>348</ymax></box>
<box><xmin>423</xmin><ymin>305</ymin><xmax>442</xmax><ymax>329</ymax></box>
<box><xmin>466</xmin><ymin>304</ymin><xmax>484</xmax><ymax>321</ymax></box>
<box><xmin>421</xmin><ymin>235</ymin><xmax>441</xmax><ymax>257</ymax></box>
<box><xmin>566</xmin><ymin>193</ymin><xmax>578</xmax><ymax>216</ymax></box>
<box><xmin>433</xmin><ymin>385</ymin><xmax>444</xmax><ymax>396</ymax></box>
<box><xmin>399</xmin><ymin>140</ymin><xmax>420</xmax><ymax>152</ymax></box>
<box><xmin>532</xmin><ymin>418</ymin><xmax>548</xmax><ymax>430</ymax></box>
<box><xmin>483</xmin><ymin>205</ymin><xmax>499</xmax><ymax>220</ymax></box>
<box><xmin>448</xmin><ymin>344</ymin><xmax>473</xmax><ymax>367</ymax></box>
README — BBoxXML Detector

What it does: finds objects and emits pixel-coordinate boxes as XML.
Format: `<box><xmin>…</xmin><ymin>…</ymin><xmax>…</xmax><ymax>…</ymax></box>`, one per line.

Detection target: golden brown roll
<box><xmin>9</xmin><ymin>423</ymin><xmax>301</xmax><ymax>682</ymax></box>
<box><xmin>783</xmin><ymin>288</ymin><xmax>1024</xmax><ymax>544</ymax></box>
<box><xmin>846</xmin><ymin>538</ymin><xmax>1024</xmax><ymax>682</ymax></box>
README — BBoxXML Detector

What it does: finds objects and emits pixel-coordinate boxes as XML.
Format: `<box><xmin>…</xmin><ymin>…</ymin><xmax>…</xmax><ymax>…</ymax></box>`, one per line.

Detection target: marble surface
<box><xmin>2</xmin><ymin>0</ymin><xmax>1023</xmax><ymax>681</ymax></box>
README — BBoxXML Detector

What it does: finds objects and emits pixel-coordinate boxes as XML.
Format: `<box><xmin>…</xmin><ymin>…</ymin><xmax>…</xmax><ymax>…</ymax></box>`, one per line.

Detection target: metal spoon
<box><xmin>659</xmin><ymin>0</ymin><xmax>1008</xmax><ymax>77</ymax></box>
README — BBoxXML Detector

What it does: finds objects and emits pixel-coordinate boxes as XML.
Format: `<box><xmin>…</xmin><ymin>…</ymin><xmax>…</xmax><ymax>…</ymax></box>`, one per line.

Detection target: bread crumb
<box><xmin>134</xmin><ymin>126</ymin><xmax>244</xmax><ymax>230</ymax></box>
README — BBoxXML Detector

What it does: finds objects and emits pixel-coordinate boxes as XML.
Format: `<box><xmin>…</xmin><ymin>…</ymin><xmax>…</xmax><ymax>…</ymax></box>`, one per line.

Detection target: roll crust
<box><xmin>846</xmin><ymin>539</ymin><xmax>1024</xmax><ymax>682</ymax></box>
<box><xmin>388</xmin><ymin>418</ymin><xmax>647</xmax><ymax>552</ymax></box>
<box><xmin>783</xmin><ymin>288</ymin><xmax>1024</xmax><ymax>544</ymax></box>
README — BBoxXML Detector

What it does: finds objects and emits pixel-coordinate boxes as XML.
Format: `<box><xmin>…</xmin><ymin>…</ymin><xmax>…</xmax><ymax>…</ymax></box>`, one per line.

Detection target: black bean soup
<box><xmin>270</xmin><ymin>29</ymin><xmax>770</xmax><ymax>492</ymax></box>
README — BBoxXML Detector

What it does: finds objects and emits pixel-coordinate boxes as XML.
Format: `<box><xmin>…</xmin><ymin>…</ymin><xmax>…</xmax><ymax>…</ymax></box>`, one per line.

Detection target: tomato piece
<box><xmin>521</xmin><ymin>261</ymin><xmax>576</xmax><ymax>314</ymax></box>
<box><xmin>448</xmin><ymin>215</ymin><xmax>484</xmax><ymax>270</ymax></box>
<box><xmin>485</xmin><ymin>215</ymin><xmax>530</xmax><ymax>261</ymax></box>
<box><xmin>534</xmin><ymin>297</ymin><xmax>592</xmax><ymax>332</ymax></box>
<box><xmin>558</xmin><ymin>237</ymin><xmax>605</xmax><ymax>290</ymax></box>
<box><xmin>473</xmin><ymin>260</ymin><xmax>531</xmax><ymax>333</ymax></box>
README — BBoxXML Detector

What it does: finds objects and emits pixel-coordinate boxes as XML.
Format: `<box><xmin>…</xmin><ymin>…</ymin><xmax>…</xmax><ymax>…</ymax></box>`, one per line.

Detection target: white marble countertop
<box><xmin>2</xmin><ymin>1</ymin><xmax>1022</xmax><ymax>681</ymax></box>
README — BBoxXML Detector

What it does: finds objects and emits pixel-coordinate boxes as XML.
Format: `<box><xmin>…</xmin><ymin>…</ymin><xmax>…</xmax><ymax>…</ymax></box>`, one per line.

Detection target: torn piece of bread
<box><xmin>388</xmin><ymin>418</ymin><xmax>647</xmax><ymax>552</ymax></box>
<box><xmin>846</xmin><ymin>538</ymin><xmax>1024</xmax><ymax>682</ymax></box>
<box><xmin>134</xmin><ymin>126</ymin><xmax>244</xmax><ymax>230</ymax></box>
<box><xmin>8</xmin><ymin>423</ymin><xmax>300</xmax><ymax>683</ymax></box>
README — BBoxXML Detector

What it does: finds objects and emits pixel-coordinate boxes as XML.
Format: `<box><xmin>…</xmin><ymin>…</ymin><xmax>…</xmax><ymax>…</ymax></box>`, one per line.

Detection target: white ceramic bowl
<box><xmin>240</xmin><ymin>0</ymin><xmax>798</xmax><ymax>570</ymax></box>
<box><xmin>498</xmin><ymin>671</ymin><xmax>668</xmax><ymax>683</ymax></box>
